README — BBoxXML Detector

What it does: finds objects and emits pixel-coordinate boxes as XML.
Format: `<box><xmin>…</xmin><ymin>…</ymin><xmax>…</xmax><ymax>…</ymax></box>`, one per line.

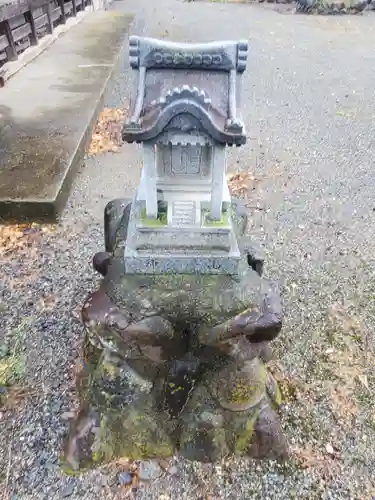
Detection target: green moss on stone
<box><xmin>60</xmin><ymin>461</ymin><xmax>90</xmax><ymax>476</ymax></box>
<box><xmin>140</xmin><ymin>208</ymin><xmax>168</xmax><ymax>226</ymax></box>
<box><xmin>229</xmin><ymin>379</ymin><xmax>255</xmax><ymax>405</ymax></box>
<box><xmin>266</xmin><ymin>372</ymin><xmax>283</xmax><ymax>407</ymax></box>
<box><xmin>227</xmin><ymin>365</ymin><xmax>267</xmax><ymax>406</ymax></box>
<box><xmin>202</xmin><ymin>208</ymin><xmax>231</xmax><ymax>227</ymax></box>
<box><xmin>234</xmin><ymin>410</ymin><xmax>260</xmax><ymax>454</ymax></box>
<box><xmin>273</xmin><ymin>382</ymin><xmax>283</xmax><ymax>406</ymax></box>
<box><xmin>91</xmin><ymin>408</ymin><xmax>173</xmax><ymax>462</ymax></box>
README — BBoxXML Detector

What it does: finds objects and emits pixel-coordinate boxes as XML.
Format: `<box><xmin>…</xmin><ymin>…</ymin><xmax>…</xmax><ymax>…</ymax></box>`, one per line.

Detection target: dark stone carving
<box><xmin>62</xmin><ymin>200</ymin><xmax>288</xmax><ymax>471</ymax></box>
<box><xmin>129</xmin><ymin>36</ymin><xmax>248</xmax><ymax>72</ymax></box>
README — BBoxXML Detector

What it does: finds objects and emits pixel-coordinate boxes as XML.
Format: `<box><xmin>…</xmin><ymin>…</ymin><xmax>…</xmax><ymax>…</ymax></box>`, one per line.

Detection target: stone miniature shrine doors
<box><xmin>156</xmin><ymin>138</ymin><xmax>212</xmax><ymax>184</ymax></box>
<box><xmin>140</xmin><ymin>132</ymin><xmax>227</xmax><ymax>226</ymax></box>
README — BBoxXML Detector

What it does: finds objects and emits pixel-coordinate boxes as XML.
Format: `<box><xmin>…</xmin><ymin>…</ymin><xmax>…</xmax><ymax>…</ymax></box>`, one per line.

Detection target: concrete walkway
<box><xmin>0</xmin><ymin>10</ymin><xmax>133</xmax><ymax>222</ymax></box>
<box><xmin>1</xmin><ymin>1</ymin><xmax>375</xmax><ymax>499</ymax></box>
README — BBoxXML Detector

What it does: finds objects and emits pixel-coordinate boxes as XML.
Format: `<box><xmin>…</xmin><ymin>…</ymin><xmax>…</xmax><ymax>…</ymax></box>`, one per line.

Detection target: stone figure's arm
<box><xmin>198</xmin><ymin>285</ymin><xmax>282</xmax><ymax>347</ymax></box>
<box><xmin>82</xmin><ymin>290</ymin><xmax>174</xmax><ymax>350</ymax></box>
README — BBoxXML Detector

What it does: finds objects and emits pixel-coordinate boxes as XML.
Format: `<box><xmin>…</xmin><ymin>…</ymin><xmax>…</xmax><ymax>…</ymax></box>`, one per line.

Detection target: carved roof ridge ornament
<box><xmin>128</xmin><ymin>36</ymin><xmax>248</xmax><ymax>72</ymax></box>
<box><xmin>149</xmin><ymin>85</ymin><xmax>212</xmax><ymax>111</ymax></box>
<box><xmin>123</xmin><ymin>36</ymin><xmax>249</xmax><ymax>146</ymax></box>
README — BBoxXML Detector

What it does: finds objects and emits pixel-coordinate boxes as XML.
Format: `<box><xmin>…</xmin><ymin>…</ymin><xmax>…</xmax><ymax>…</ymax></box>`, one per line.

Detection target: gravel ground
<box><xmin>1</xmin><ymin>1</ymin><xmax>375</xmax><ymax>499</ymax></box>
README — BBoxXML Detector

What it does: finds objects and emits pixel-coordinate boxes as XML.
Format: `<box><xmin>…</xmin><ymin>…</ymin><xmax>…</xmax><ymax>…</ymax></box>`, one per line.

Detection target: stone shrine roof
<box><xmin>122</xmin><ymin>36</ymin><xmax>248</xmax><ymax>146</ymax></box>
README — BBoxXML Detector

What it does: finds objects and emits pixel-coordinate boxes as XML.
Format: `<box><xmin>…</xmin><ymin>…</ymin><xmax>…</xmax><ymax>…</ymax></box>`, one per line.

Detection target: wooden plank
<box><xmin>9</xmin><ymin>14</ymin><xmax>25</xmax><ymax>30</ymax></box>
<box><xmin>34</xmin><ymin>12</ymin><xmax>48</xmax><ymax>30</ymax></box>
<box><xmin>12</xmin><ymin>22</ymin><xmax>31</xmax><ymax>42</ymax></box>
<box><xmin>29</xmin><ymin>0</ymin><xmax>51</xmax><ymax>8</ymax></box>
<box><xmin>64</xmin><ymin>1</ymin><xmax>73</xmax><ymax>15</ymax></box>
<box><xmin>51</xmin><ymin>6</ymin><xmax>61</xmax><ymax>22</ymax></box>
<box><xmin>0</xmin><ymin>33</ymin><xmax>9</xmax><ymax>51</ymax></box>
<box><xmin>15</xmin><ymin>37</ymin><xmax>29</xmax><ymax>52</ymax></box>
<box><xmin>2</xmin><ymin>19</ymin><xmax>17</xmax><ymax>60</ymax></box>
<box><xmin>0</xmin><ymin>1</ymin><xmax>29</xmax><ymax>23</ymax></box>
<box><xmin>24</xmin><ymin>11</ymin><xmax>38</xmax><ymax>45</ymax></box>
<box><xmin>33</xmin><ymin>7</ymin><xmax>44</xmax><ymax>18</ymax></box>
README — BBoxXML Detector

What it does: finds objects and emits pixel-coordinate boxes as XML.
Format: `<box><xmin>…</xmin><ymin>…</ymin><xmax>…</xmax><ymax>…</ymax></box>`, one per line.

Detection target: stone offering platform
<box><xmin>0</xmin><ymin>10</ymin><xmax>134</xmax><ymax>222</ymax></box>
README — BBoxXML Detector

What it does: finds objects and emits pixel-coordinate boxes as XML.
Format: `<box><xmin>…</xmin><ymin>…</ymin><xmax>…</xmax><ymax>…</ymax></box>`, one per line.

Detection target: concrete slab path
<box><xmin>0</xmin><ymin>10</ymin><xmax>134</xmax><ymax>222</ymax></box>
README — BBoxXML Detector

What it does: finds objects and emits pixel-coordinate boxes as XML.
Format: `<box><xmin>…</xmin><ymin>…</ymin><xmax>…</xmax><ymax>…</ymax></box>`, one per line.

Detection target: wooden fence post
<box><xmin>46</xmin><ymin>2</ymin><xmax>53</xmax><ymax>34</ymax></box>
<box><xmin>2</xmin><ymin>20</ymin><xmax>17</xmax><ymax>61</ymax></box>
<box><xmin>25</xmin><ymin>10</ymin><xmax>38</xmax><ymax>45</ymax></box>
<box><xmin>58</xmin><ymin>0</ymin><xmax>66</xmax><ymax>24</ymax></box>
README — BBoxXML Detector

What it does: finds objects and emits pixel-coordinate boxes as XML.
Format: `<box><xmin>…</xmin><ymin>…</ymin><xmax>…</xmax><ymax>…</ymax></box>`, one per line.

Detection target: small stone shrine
<box><xmin>122</xmin><ymin>36</ymin><xmax>248</xmax><ymax>275</ymax></box>
<box><xmin>62</xmin><ymin>37</ymin><xmax>288</xmax><ymax>473</ymax></box>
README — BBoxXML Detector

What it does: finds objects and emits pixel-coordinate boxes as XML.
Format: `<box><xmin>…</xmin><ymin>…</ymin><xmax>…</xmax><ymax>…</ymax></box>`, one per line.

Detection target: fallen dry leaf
<box><xmin>0</xmin><ymin>224</ymin><xmax>39</xmax><ymax>256</ymax></box>
<box><xmin>227</xmin><ymin>172</ymin><xmax>257</xmax><ymax>197</ymax></box>
<box><xmin>329</xmin><ymin>385</ymin><xmax>358</xmax><ymax>422</ymax></box>
<box><xmin>116</xmin><ymin>457</ymin><xmax>131</xmax><ymax>468</ymax></box>
<box><xmin>292</xmin><ymin>444</ymin><xmax>325</xmax><ymax>469</ymax></box>
<box><xmin>268</xmin><ymin>361</ymin><xmax>306</xmax><ymax>402</ymax></box>
<box><xmin>37</xmin><ymin>294</ymin><xmax>59</xmax><ymax>312</ymax></box>
<box><xmin>323</xmin><ymin>303</ymin><xmax>372</xmax><ymax>422</ymax></box>
<box><xmin>87</xmin><ymin>108</ymin><xmax>127</xmax><ymax>156</ymax></box>
<box><xmin>158</xmin><ymin>459</ymin><xmax>171</xmax><ymax>471</ymax></box>
<box><xmin>0</xmin><ymin>223</ymin><xmax>56</xmax><ymax>257</ymax></box>
<box><xmin>292</xmin><ymin>443</ymin><xmax>338</xmax><ymax>480</ymax></box>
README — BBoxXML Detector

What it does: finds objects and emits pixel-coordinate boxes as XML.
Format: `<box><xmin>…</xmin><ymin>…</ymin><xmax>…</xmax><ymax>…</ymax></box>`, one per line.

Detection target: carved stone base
<box><xmin>124</xmin><ymin>196</ymin><xmax>242</xmax><ymax>275</ymax></box>
<box><xmin>62</xmin><ymin>199</ymin><xmax>288</xmax><ymax>473</ymax></box>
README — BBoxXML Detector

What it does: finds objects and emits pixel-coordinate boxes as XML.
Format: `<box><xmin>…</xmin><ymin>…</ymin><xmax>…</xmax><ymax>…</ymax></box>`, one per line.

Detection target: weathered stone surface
<box><xmin>61</xmin><ymin>33</ymin><xmax>287</xmax><ymax>470</ymax></box>
<box><xmin>62</xmin><ymin>199</ymin><xmax>288</xmax><ymax>471</ymax></box>
<box><xmin>138</xmin><ymin>461</ymin><xmax>163</xmax><ymax>481</ymax></box>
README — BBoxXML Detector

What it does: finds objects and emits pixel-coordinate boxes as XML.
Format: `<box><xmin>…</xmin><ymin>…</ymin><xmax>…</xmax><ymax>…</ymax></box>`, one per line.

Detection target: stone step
<box><xmin>134</xmin><ymin>228</ymin><xmax>232</xmax><ymax>252</ymax></box>
<box><xmin>0</xmin><ymin>11</ymin><xmax>134</xmax><ymax>222</ymax></box>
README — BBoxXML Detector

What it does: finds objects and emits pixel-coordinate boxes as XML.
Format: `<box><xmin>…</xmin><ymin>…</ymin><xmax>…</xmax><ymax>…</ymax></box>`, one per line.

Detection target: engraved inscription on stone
<box><xmin>171</xmin><ymin>201</ymin><xmax>197</xmax><ymax>226</ymax></box>
<box><xmin>157</xmin><ymin>145</ymin><xmax>170</xmax><ymax>177</ymax></box>
<box><xmin>171</xmin><ymin>146</ymin><xmax>202</xmax><ymax>175</ymax></box>
<box><xmin>188</xmin><ymin>146</ymin><xmax>202</xmax><ymax>175</ymax></box>
<box><xmin>171</xmin><ymin>147</ymin><xmax>187</xmax><ymax>175</ymax></box>
<box><xmin>157</xmin><ymin>144</ymin><xmax>211</xmax><ymax>179</ymax></box>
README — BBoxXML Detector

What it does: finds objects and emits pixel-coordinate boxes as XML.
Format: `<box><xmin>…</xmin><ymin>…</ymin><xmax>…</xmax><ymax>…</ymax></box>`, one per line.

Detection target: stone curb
<box><xmin>0</xmin><ymin>10</ymin><xmax>134</xmax><ymax>223</ymax></box>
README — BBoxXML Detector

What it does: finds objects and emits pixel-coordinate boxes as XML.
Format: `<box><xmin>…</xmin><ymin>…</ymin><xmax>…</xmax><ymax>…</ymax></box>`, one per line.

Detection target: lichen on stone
<box><xmin>233</xmin><ymin>409</ymin><xmax>260</xmax><ymax>454</ymax></box>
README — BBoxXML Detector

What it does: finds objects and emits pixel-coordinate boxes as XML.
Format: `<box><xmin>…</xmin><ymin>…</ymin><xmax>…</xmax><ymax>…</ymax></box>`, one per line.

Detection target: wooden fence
<box><xmin>0</xmin><ymin>0</ymin><xmax>91</xmax><ymax>73</ymax></box>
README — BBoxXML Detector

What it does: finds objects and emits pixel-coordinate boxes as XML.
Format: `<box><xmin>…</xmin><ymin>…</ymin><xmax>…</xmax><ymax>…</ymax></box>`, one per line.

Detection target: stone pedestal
<box><xmin>62</xmin><ymin>199</ymin><xmax>288</xmax><ymax>472</ymax></box>
<box><xmin>124</xmin><ymin>193</ymin><xmax>241</xmax><ymax>275</ymax></box>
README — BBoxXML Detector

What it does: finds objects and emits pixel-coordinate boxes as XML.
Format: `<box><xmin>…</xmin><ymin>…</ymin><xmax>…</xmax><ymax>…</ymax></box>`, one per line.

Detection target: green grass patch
<box><xmin>0</xmin><ymin>350</ymin><xmax>26</xmax><ymax>407</ymax></box>
<box><xmin>0</xmin><ymin>321</ymin><xmax>29</xmax><ymax>407</ymax></box>
<box><xmin>140</xmin><ymin>208</ymin><xmax>168</xmax><ymax>227</ymax></box>
<box><xmin>202</xmin><ymin>208</ymin><xmax>231</xmax><ymax>227</ymax></box>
